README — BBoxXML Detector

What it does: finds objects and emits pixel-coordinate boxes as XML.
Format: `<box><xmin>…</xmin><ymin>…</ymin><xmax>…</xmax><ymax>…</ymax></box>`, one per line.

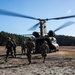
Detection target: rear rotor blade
<box><xmin>28</xmin><ymin>22</ymin><xmax>40</xmax><ymax>30</ymax></box>
<box><xmin>54</xmin><ymin>21</ymin><xmax>75</xmax><ymax>32</ymax></box>
<box><xmin>47</xmin><ymin>15</ymin><xmax>75</xmax><ymax>20</ymax></box>
<box><xmin>0</xmin><ymin>9</ymin><xmax>38</xmax><ymax>20</ymax></box>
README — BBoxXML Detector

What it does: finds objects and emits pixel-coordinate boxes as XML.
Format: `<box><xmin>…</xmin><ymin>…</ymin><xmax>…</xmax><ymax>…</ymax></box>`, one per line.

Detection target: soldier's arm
<box><xmin>15</xmin><ymin>42</ymin><xmax>17</xmax><ymax>47</ymax></box>
<box><xmin>11</xmin><ymin>41</ymin><xmax>14</xmax><ymax>47</ymax></box>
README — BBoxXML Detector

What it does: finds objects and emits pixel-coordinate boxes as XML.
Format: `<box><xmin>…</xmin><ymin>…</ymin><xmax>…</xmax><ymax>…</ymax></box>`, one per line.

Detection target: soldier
<box><xmin>26</xmin><ymin>37</ymin><xmax>35</xmax><ymax>64</ymax></box>
<box><xmin>21</xmin><ymin>41</ymin><xmax>26</xmax><ymax>55</ymax></box>
<box><xmin>12</xmin><ymin>39</ymin><xmax>17</xmax><ymax>58</ymax></box>
<box><xmin>40</xmin><ymin>41</ymin><xmax>49</xmax><ymax>63</ymax></box>
<box><xmin>5</xmin><ymin>37</ymin><xmax>13</xmax><ymax>62</ymax></box>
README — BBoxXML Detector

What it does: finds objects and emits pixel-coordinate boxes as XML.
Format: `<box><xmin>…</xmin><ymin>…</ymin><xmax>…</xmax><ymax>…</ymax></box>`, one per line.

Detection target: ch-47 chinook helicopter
<box><xmin>0</xmin><ymin>9</ymin><xmax>75</xmax><ymax>53</ymax></box>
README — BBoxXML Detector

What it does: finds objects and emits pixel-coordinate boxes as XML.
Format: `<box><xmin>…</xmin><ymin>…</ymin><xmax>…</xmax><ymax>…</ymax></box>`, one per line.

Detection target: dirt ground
<box><xmin>0</xmin><ymin>46</ymin><xmax>75</xmax><ymax>66</ymax></box>
<box><xmin>0</xmin><ymin>46</ymin><xmax>75</xmax><ymax>75</ymax></box>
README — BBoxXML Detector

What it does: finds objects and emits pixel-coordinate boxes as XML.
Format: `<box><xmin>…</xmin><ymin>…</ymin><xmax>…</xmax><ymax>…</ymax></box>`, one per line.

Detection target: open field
<box><xmin>0</xmin><ymin>46</ymin><xmax>75</xmax><ymax>75</ymax></box>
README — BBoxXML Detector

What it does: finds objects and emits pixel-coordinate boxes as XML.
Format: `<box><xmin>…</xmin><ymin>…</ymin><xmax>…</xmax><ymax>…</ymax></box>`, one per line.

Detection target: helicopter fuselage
<box><xmin>34</xmin><ymin>36</ymin><xmax>59</xmax><ymax>54</ymax></box>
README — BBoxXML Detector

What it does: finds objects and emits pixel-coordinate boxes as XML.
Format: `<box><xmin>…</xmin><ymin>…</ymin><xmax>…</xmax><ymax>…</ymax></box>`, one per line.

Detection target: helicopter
<box><xmin>0</xmin><ymin>9</ymin><xmax>75</xmax><ymax>53</ymax></box>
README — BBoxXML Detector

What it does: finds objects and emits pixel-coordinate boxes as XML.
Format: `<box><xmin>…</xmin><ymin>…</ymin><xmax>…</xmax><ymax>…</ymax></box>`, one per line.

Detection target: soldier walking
<box><xmin>26</xmin><ymin>37</ymin><xmax>35</xmax><ymax>64</ymax></box>
<box><xmin>12</xmin><ymin>39</ymin><xmax>17</xmax><ymax>58</ymax></box>
<box><xmin>21</xmin><ymin>41</ymin><xmax>26</xmax><ymax>55</ymax></box>
<box><xmin>5</xmin><ymin>37</ymin><xmax>13</xmax><ymax>62</ymax></box>
<box><xmin>40</xmin><ymin>41</ymin><xmax>49</xmax><ymax>63</ymax></box>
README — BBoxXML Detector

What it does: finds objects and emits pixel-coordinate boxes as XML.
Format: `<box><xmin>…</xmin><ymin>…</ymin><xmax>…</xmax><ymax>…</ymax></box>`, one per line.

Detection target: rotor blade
<box><xmin>48</xmin><ymin>15</ymin><xmax>75</xmax><ymax>20</ymax></box>
<box><xmin>0</xmin><ymin>9</ymin><xmax>38</xmax><ymax>20</ymax></box>
<box><xmin>28</xmin><ymin>22</ymin><xmax>40</xmax><ymax>30</ymax></box>
<box><xmin>54</xmin><ymin>21</ymin><xmax>75</xmax><ymax>32</ymax></box>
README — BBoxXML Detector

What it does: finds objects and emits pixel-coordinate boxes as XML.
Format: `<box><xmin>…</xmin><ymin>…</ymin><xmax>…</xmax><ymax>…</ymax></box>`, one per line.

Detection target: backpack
<box><xmin>6</xmin><ymin>41</ymin><xmax>13</xmax><ymax>48</ymax></box>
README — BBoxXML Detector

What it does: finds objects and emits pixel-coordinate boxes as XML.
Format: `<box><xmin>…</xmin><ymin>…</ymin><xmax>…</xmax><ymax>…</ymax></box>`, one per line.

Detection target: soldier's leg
<box><xmin>24</xmin><ymin>48</ymin><xmax>25</xmax><ymax>55</ymax></box>
<box><xmin>29</xmin><ymin>54</ymin><xmax>31</xmax><ymax>63</ymax></box>
<box><xmin>23</xmin><ymin>49</ymin><xmax>24</xmax><ymax>54</ymax></box>
<box><xmin>23</xmin><ymin>49</ymin><xmax>24</xmax><ymax>55</ymax></box>
<box><xmin>27</xmin><ymin>54</ymin><xmax>31</xmax><ymax>64</ymax></box>
<box><xmin>21</xmin><ymin>48</ymin><xmax>23</xmax><ymax>55</ymax></box>
<box><xmin>5</xmin><ymin>49</ymin><xmax>10</xmax><ymax>62</ymax></box>
<box><xmin>6</xmin><ymin>49</ymin><xmax>9</xmax><ymax>59</ymax></box>
<box><xmin>14</xmin><ymin>48</ymin><xmax>16</xmax><ymax>57</ymax></box>
<box><xmin>43</xmin><ymin>56</ymin><xmax>46</xmax><ymax>63</ymax></box>
<box><xmin>10</xmin><ymin>49</ymin><xmax>14</xmax><ymax>57</ymax></box>
<box><xmin>43</xmin><ymin>53</ymin><xmax>47</xmax><ymax>63</ymax></box>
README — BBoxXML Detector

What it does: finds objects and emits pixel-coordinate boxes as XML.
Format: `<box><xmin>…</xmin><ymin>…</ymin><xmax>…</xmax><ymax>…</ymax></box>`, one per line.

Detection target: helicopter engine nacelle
<box><xmin>32</xmin><ymin>32</ymin><xmax>40</xmax><ymax>38</ymax></box>
<box><xmin>48</xmin><ymin>30</ymin><xmax>55</xmax><ymax>37</ymax></box>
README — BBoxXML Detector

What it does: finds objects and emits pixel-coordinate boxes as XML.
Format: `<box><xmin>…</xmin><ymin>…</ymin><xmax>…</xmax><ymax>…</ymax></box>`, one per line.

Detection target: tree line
<box><xmin>56</xmin><ymin>35</ymin><xmax>75</xmax><ymax>46</ymax></box>
<box><xmin>0</xmin><ymin>31</ymin><xmax>75</xmax><ymax>46</ymax></box>
<box><xmin>0</xmin><ymin>31</ymin><xmax>28</xmax><ymax>46</ymax></box>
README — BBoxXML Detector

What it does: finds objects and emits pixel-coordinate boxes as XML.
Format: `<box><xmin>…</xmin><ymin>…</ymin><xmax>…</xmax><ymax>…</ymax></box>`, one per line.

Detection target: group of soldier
<box><xmin>5</xmin><ymin>37</ymin><xmax>49</xmax><ymax>64</ymax></box>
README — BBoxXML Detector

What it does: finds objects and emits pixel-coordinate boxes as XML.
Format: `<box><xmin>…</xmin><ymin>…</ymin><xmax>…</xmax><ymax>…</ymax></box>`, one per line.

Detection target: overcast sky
<box><xmin>0</xmin><ymin>0</ymin><xmax>75</xmax><ymax>36</ymax></box>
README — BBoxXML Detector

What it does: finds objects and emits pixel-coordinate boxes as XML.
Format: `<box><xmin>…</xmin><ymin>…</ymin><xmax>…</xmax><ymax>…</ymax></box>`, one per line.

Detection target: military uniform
<box><xmin>5</xmin><ymin>37</ymin><xmax>13</xmax><ymax>61</ymax></box>
<box><xmin>21</xmin><ymin>41</ymin><xmax>26</xmax><ymax>55</ymax></box>
<box><xmin>26</xmin><ymin>38</ymin><xmax>35</xmax><ymax>64</ymax></box>
<box><xmin>12</xmin><ymin>39</ymin><xmax>17</xmax><ymax>58</ymax></box>
<box><xmin>40</xmin><ymin>41</ymin><xmax>49</xmax><ymax>63</ymax></box>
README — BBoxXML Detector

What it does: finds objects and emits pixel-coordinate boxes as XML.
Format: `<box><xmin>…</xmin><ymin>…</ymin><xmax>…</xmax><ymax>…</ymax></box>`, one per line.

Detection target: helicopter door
<box><xmin>35</xmin><ymin>38</ymin><xmax>52</xmax><ymax>53</ymax></box>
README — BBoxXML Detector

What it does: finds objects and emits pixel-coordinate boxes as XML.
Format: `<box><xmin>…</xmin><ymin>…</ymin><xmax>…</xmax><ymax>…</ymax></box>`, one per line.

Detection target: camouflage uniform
<box><xmin>26</xmin><ymin>38</ymin><xmax>35</xmax><ymax>64</ymax></box>
<box><xmin>21</xmin><ymin>41</ymin><xmax>26</xmax><ymax>55</ymax></box>
<box><xmin>5</xmin><ymin>37</ymin><xmax>13</xmax><ymax>61</ymax></box>
<box><xmin>40</xmin><ymin>41</ymin><xmax>49</xmax><ymax>63</ymax></box>
<box><xmin>12</xmin><ymin>39</ymin><xmax>17</xmax><ymax>58</ymax></box>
